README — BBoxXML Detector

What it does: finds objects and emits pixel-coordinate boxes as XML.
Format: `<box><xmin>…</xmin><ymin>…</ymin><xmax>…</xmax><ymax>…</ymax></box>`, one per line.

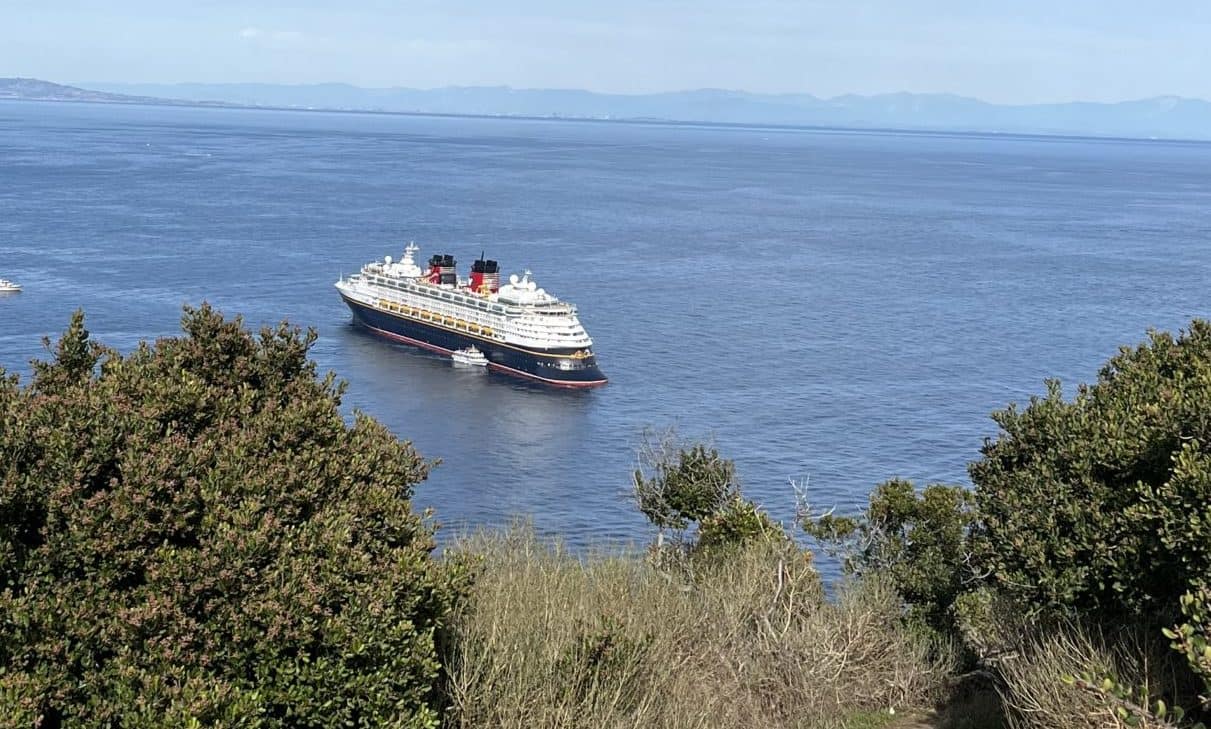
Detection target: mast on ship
<box><xmin>402</xmin><ymin>242</ymin><xmax>419</xmax><ymax>267</ymax></box>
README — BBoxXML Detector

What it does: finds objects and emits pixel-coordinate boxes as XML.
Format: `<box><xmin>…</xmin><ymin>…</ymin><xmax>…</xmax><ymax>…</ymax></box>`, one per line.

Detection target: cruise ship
<box><xmin>336</xmin><ymin>244</ymin><xmax>607</xmax><ymax>388</ymax></box>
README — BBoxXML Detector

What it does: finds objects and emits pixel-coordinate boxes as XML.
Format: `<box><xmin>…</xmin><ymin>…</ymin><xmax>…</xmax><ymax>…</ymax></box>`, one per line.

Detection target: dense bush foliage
<box><xmin>1166</xmin><ymin>588</ymin><xmax>1211</xmax><ymax>718</ymax></box>
<box><xmin>971</xmin><ymin>321</ymin><xmax>1211</xmax><ymax>620</ymax></box>
<box><xmin>695</xmin><ymin>495</ymin><xmax>784</xmax><ymax>553</ymax></box>
<box><xmin>796</xmin><ymin>322</ymin><xmax>1211</xmax><ymax>726</ymax></box>
<box><xmin>803</xmin><ymin>479</ymin><xmax>975</xmax><ymax>632</ymax></box>
<box><xmin>632</xmin><ymin>430</ymin><xmax>785</xmax><ymax>554</ymax></box>
<box><xmin>633</xmin><ymin>435</ymin><xmax>738</xmax><ymax>534</ymax></box>
<box><xmin>0</xmin><ymin>306</ymin><xmax>466</xmax><ymax>728</ymax></box>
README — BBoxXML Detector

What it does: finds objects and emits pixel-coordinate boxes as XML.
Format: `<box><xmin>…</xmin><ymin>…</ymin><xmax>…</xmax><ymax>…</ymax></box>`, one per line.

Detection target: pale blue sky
<box><xmin>4</xmin><ymin>1</ymin><xmax>1209</xmax><ymax>103</ymax></box>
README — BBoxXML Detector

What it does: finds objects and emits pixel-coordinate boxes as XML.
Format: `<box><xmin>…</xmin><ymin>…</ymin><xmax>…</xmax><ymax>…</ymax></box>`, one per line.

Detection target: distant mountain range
<box><xmin>0</xmin><ymin>78</ymin><xmax>166</xmax><ymax>105</ymax></box>
<box><xmin>5</xmin><ymin>77</ymin><xmax>1211</xmax><ymax>141</ymax></box>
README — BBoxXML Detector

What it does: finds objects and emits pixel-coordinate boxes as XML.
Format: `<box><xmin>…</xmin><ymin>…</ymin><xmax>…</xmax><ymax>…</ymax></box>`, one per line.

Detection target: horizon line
<box><xmin>59</xmin><ymin>78</ymin><xmax>1210</xmax><ymax>108</ymax></box>
<box><xmin>7</xmin><ymin>94</ymin><xmax>1211</xmax><ymax>149</ymax></box>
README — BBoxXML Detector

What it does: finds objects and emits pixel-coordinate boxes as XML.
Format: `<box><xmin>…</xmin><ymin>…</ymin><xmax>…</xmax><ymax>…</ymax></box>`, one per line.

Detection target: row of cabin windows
<box><xmin>363</xmin><ymin>279</ymin><xmax>582</xmax><ymax>338</ymax></box>
<box><xmin>365</xmin><ymin>275</ymin><xmax>574</xmax><ymax>317</ymax></box>
<box><xmin>368</xmin><ymin>275</ymin><xmax>520</xmax><ymax>314</ymax></box>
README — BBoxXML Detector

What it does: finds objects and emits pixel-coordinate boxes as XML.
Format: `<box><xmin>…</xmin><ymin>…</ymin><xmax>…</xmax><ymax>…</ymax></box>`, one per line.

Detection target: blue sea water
<box><xmin>3</xmin><ymin>100</ymin><xmax>1211</xmax><ymax>561</ymax></box>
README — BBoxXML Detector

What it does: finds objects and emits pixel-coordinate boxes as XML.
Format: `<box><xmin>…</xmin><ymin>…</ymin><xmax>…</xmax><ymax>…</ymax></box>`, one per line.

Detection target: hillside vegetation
<box><xmin>4</xmin><ymin>307</ymin><xmax>1211</xmax><ymax>727</ymax></box>
<box><xmin>0</xmin><ymin>307</ymin><xmax>468</xmax><ymax>727</ymax></box>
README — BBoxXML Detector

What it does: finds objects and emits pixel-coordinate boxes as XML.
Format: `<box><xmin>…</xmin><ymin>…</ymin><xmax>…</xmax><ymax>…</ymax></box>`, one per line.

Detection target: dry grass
<box><xmin>997</xmin><ymin>623</ymin><xmax>1185</xmax><ymax>729</ymax></box>
<box><xmin>441</xmin><ymin>526</ymin><xmax>954</xmax><ymax>729</ymax></box>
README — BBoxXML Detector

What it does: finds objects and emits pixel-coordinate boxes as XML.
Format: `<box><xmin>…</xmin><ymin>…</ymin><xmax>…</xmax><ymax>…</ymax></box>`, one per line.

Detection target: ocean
<box><xmin>3</xmin><ymin>99</ymin><xmax>1211</xmax><ymax>559</ymax></box>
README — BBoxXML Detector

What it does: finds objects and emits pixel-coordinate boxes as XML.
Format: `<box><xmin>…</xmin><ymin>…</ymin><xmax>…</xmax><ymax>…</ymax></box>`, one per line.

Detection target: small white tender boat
<box><xmin>451</xmin><ymin>347</ymin><xmax>488</xmax><ymax>367</ymax></box>
<box><xmin>0</xmin><ymin>278</ymin><xmax>21</xmax><ymax>293</ymax></box>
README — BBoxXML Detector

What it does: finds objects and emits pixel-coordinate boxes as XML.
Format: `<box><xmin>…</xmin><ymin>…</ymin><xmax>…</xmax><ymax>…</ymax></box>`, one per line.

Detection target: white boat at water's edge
<box><xmin>451</xmin><ymin>346</ymin><xmax>488</xmax><ymax>367</ymax></box>
<box><xmin>0</xmin><ymin>278</ymin><xmax>21</xmax><ymax>293</ymax></box>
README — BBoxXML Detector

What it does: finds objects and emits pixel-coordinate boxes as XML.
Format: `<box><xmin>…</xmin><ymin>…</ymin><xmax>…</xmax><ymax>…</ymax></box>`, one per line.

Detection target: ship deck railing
<box><xmin>359</xmin><ymin>286</ymin><xmax>591</xmax><ymax>349</ymax></box>
<box><xmin>353</xmin><ymin>277</ymin><xmax>591</xmax><ymax>348</ymax></box>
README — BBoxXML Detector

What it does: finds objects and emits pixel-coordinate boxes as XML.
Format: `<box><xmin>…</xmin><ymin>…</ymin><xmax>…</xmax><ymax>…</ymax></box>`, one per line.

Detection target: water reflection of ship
<box><xmin>330</xmin><ymin>290</ymin><xmax>610</xmax><ymax>548</ymax></box>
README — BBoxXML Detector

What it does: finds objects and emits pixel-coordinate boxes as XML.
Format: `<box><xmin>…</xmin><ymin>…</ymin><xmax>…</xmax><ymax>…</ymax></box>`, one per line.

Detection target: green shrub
<box><xmin>803</xmin><ymin>479</ymin><xmax>975</xmax><ymax>632</ymax></box>
<box><xmin>970</xmin><ymin>321</ymin><xmax>1211</xmax><ymax>619</ymax></box>
<box><xmin>633</xmin><ymin>431</ymin><xmax>738</xmax><ymax>536</ymax></box>
<box><xmin>696</xmin><ymin>495</ymin><xmax>785</xmax><ymax>553</ymax></box>
<box><xmin>0</xmin><ymin>306</ymin><xmax>467</xmax><ymax>728</ymax></box>
<box><xmin>632</xmin><ymin>429</ymin><xmax>790</xmax><ymax>557</ymax></box>
<box><xmin>951</xmin><ymin>586</ymin><xmax>1030</xmax><ymax>661</ymax></box>
<box><xmin>1164</xmin><ymin>587</ymin><xmax>1211</xmax><ymax>719</ymax></box>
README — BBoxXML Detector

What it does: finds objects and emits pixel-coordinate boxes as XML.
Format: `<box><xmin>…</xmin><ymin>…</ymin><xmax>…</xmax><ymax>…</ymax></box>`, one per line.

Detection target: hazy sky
<box><xmin>4</xmin><ymin>1</ymin><xmax>1209</xmax><ymax>103</ymax></box>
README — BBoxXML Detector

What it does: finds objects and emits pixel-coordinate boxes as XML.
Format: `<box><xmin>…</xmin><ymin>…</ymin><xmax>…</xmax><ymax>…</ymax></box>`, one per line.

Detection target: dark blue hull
<box><xmin>341</xmin><ymin>294</ymin><xmax>608</xmax><ymax>388</ymax></box>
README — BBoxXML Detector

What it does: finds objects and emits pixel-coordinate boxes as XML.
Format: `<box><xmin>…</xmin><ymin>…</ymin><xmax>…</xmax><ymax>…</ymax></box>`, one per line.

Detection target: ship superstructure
<box><xmin>335</xmin><ymin>244</ymin><xmax>607</xmax><ymax>387</ymax></box>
